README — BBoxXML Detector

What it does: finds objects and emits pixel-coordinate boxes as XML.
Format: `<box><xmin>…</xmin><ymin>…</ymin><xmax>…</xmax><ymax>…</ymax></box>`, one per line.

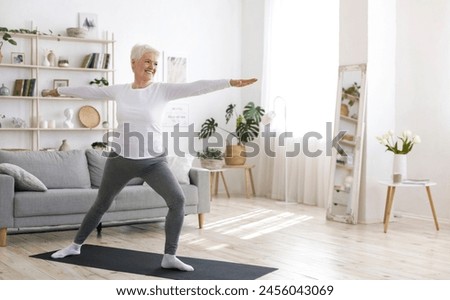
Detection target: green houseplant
<box><xmin>340</xmin><ymin>82</ymin><xmax>360</xmax><ymax>117</ymax></box>
<box><xmin>197</xmin><ymin>147</ymin><xmax>224</xmax><ymax>170</ymax></box>
<box><xmin>90</xmin><ymin>77</ymin><xmax>109</xmax><ymax>87</ymax></box>
<box><xmin>199</xmin><ymin>101</ymin><xmax>265</xmax><ymax>165</ymax></box>
<box><xmin>0</xmin><ymin>27</ymin><xmax>39</xmax><ymax>63</ymax></box>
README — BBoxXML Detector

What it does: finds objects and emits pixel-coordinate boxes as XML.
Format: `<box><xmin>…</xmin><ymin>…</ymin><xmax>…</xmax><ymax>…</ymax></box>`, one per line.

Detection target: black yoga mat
<box><xmin>31</xmin><ymin>244</ymin><xmax>277</xmax><ymax>280</ymax></box>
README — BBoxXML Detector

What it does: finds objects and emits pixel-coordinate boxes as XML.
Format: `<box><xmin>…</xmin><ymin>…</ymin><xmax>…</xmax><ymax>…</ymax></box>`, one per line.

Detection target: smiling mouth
<box><xmin>145</xmin><ymin>70</ymin><xmax>154</xmax><ymax>74</ymax></box>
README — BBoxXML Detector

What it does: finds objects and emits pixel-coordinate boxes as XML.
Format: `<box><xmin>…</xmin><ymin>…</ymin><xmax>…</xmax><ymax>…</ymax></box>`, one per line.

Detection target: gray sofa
<box><xmin>0</xmin><ymin>149</ymin><xmax>210</xmax><ymax>247</ymax></box>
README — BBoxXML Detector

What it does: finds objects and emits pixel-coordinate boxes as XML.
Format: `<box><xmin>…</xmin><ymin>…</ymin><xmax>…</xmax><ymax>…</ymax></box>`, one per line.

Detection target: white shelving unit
<box><xmin>0</xmin><ymin>31</ymin><xmax>115</xmax><ymax>151</ymax></box>
<box><xmin>327</xmin><ymin>64</ymin><xmax>367</xmax><ymax>224</ymax></box>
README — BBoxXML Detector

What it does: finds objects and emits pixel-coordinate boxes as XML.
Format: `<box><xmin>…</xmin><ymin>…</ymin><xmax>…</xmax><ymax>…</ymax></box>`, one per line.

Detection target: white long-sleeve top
<box><xmin>58</xmin><ymin>79</ymin><xmax>230</xmax><ymax>159</ymax></box>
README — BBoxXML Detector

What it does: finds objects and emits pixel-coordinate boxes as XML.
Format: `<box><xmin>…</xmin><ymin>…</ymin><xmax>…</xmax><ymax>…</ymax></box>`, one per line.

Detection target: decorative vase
<box><xmin>47</xmin><ymin>50</ymin><xmax>57</xmax><ymax>67</ymax></box>
<box><xmin>0</xmin><ymin>83</ymin><xmax>10</xmax><ymax>96</ymax></box>
<box><xmin>58</xmin><ymin>139</ymin><xmax>70</xmax><ymax>151</ymax></box>
<box><xmin>225</xmin><ymin>144</ymin><xmax>246</xmax><ymax>165</ymax></box>
<box><xmin>0</xmin><ymin>50</ymin><xmax>3</xmax><ymax>63</ymax></box>
<box><xmin>42</xmin><ymin>50</ymin><xmax>50</xmax><ymax>66</ymax></box>
<box><xmin>393</xmin><ymin>154</ymin><xmax>407</xmax><ymax>182</ymax></box>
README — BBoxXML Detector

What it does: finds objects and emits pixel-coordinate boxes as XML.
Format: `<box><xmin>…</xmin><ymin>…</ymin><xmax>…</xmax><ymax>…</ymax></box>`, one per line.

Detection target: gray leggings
<box><xmin>74</xmin><ymin>153</ymin><xmax>186</xmax><ymax>255</ymax></box>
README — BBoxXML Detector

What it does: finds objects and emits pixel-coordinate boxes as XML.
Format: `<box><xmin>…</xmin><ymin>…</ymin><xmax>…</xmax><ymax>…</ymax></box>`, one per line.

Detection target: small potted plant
<box><xmin>0</xmin><ymin>28</ymin><xmax>16</xmax><ymax>63</ymax></box>
<box><xmin>199</xmin><ymin>101</ymin><xmax>265</xmax><ymax>165</ymax></box>
<box><xmin>197</xmin><ymin>147</ymin><xmax>224</xmax><ymax>170</ymax></box>
<box><xmin>91</xmin><ymin>141</ymin><xmax>108</xmax><ymax>150</ymax></box>
<box><xmin>89</xmin><ymin>77</ymin><xmax>109</xmax><ymax>87</ymax></box>
<box><xmin>341</xmin><ymin>82</ymin><xmax>360</xmax><ymax>117</ymax></box>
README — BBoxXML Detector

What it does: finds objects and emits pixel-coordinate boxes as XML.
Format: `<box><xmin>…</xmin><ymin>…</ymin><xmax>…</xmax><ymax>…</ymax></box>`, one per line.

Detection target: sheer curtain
<box><xmin>255</xmin><ymin>0</ymin><xmax>339</xmax><ymax>207</ymax></box>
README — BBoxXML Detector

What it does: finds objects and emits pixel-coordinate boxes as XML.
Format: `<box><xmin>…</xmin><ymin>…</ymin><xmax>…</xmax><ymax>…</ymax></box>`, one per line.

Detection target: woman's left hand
<box><xmin>230</xmin><ymin>78</ymin><xmax>258</xmax><ymax>87</ymax></box>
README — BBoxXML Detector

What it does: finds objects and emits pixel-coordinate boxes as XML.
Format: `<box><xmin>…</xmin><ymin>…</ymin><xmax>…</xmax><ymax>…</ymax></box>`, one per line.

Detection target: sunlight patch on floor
<box><xmin>221</xmin><ymin>212</ymin><xmax>295</xmax><ymax>235</ymax></box>
<box><xmin>203</xmin><ymin>207</ymin><xmax>314</xmax><ymax>240</ymax></box>
<box><xmin>203</xmin><ymin>209</ymin><xmax>273</xmax><ymax>230</ymax></box>
<box><xmin>180</xmin><ymin>233</ymin><xmax>206</xmax><ymax>245</ymax></box>
<box><xmin>206</xmin><ymin>244</ymin><xmax>228</xmax><ymax>251</ymax></box>
<box><xmin>241</xmin><ymin>215</ymin><xmax>313</xmax><ymax>240</ymax></box>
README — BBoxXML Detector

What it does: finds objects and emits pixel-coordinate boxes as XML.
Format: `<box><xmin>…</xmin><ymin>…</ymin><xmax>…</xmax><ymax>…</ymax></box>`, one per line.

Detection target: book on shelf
<box><xmin>13</xmin><ymin>79</ymin><xmax>36</xmax><ymax>96</ymax></box>
<box><xmin>81</xmin><ymin>53</ymin><xmax>111</xmax><ymax>69</ymax></box>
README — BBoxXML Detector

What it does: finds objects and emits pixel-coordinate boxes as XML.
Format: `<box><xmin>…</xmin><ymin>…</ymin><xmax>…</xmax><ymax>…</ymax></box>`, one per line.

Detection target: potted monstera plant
<box><xmin>199</xmin><ymin>101</ymin><xmax>265</xmax><ymax>165</ymax></box>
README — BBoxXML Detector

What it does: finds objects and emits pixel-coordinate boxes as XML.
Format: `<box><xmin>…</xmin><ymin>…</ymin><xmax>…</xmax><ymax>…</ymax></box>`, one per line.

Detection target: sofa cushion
<box><xmin>14</xmin><ymin>189</ymin><xmax>98</xmax><ymax>217</ymax></box>
<box><xmin>0</xmin><ymin>163</ymin><xmax>47</xmax><ymax>191</ymax></box>
<box><xmin>85</xmin><ymin>149</ymin><xmax>144</xmax><ymax>187</ymax></box>
<box><xmin>14</xmin><ymin>185</ymin><xmax>199</xmax><ymax>218</ymax></box>
<box><xmin>166</xmin><ymin>155</ymin><xmax>194</xmax><ymax>185</ymax></box>
<box><xmin>0</xmin><ymin>150</ymin><xmax>91</xmax><ymax>189</ymax></box>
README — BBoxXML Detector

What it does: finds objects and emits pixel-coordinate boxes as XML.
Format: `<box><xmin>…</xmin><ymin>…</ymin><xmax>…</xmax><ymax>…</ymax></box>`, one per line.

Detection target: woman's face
<box><xmin>132</xmin><ymin>51</ymin><xmax>158</xmax><ymax>81</ymax></box>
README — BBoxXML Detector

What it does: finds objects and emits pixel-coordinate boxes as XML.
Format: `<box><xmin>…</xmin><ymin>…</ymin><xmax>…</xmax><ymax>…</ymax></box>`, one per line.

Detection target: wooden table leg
<box><xmin>209</xmin><ymin>172</ymin><xmax>215</xmax><ymax>201</ymax></box>
<box><xmin>214</xmin><ymin>172</ymin><xmax>219</xmax><ymax>196</ymax></box>
<box><xmin>248</xmin><ymin>168</ymin><xmax>256</xmax><ymax>196</ymax></box>
<box><xmin>383</xmin><ymin>186</ymin><xmax>391</xmax><ymax>225</ymax></box>
<box><xmin>219</xmin><ymin>171</ymin><xmax>230</xmax><ymax>198</ymax></box>
<box><xmin>425</xmin><ymin>186</ymin><xmax>439</xmax><ymax>231</ymax></box>
<box><xmin>384</xmin><ymin>186</ymin><xmax>396</xmax><ymax>233</ymax></box>
<box><xmin>244</xmin><ymin>168</ymin><xmax>251</xmax><ymax>198</ymax></box>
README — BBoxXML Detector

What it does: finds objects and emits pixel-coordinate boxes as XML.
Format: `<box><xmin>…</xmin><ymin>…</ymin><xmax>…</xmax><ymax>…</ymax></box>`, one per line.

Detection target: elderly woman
<box><xmin>47</xmin><ymin>44</ymin><xmax>257</xmax><ymax>271</ymax></box>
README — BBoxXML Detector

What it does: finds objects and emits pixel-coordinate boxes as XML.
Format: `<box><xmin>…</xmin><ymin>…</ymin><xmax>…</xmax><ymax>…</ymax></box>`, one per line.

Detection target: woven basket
<box><xmin>200</xmin><ymin>159</ymin><xmax>224</xmax><ymax>170</ymax></box>
<box><xmin>225</xmin><ymin>144</ymin><xmax>246</xmax><ymax>165</ymax></box>
<box><xmin>79</xmin><ymin>105</ymin><xmax>100</xmax><ymax>128</ymax></box>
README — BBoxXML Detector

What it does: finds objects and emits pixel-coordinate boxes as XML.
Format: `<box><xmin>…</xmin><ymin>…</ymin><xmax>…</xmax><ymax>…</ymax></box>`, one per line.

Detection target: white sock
<box><xmin>51</xmin><ymin>243</ymin><xmax>82</xmax><ymax>259</ymax></box>
<box><xmin>161</xmin><ymin>254</ymin><xmax>194</xmax><ymax>271</ymax></box>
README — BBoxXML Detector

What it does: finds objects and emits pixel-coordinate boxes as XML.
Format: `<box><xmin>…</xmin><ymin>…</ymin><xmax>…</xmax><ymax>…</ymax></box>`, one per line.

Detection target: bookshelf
<box><xmin>0</xmin><ymin>31</ymin><xmax>115</xmax><ymax>151</ymax></box>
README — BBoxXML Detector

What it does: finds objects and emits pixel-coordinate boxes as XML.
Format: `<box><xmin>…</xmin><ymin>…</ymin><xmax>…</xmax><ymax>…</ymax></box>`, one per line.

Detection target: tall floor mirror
<box><xmin>327</xmin><ymin>64</ymin><xmax>367</xmax><ymax>224</ymax></box>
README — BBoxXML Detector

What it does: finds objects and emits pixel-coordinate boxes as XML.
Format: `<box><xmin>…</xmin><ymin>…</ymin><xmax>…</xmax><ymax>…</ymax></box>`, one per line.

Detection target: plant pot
<box><xmin>200</xmin><ymin>158</ymin><xmax>224</xmax><ymax>170</ymax></box>
<box><xmin>225</xmin><ymin>144</ymin><xmax>246</xmax><ymax>165</ymax></box>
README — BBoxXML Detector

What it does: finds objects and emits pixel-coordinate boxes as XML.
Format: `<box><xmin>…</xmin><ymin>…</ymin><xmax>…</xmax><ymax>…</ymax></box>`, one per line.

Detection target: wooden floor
<box><xmin>1</xmin><ymin>196</ymin><xmax>450</xmax><ymax>280</ymax></box>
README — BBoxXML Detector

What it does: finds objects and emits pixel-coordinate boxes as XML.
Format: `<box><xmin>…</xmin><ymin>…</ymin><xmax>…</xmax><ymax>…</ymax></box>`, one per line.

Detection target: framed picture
<box><xmin>53</xmin><ymin>79</ymin><xmax>69</xmax><ymax>89</ymax></box>
<box><xmin>163</xmin><ymin>103</ymin><xmax>189</xmax><ymax>127</ymax></box>
<box><xmin>79</xmin><ymin>13</ymin><xmax>98</xmax><ymax>38</ymax></box>
<box><xmin>11</xmin><ymin>52</ymin><xmax>25</xmax><ymax>65</ymax></box>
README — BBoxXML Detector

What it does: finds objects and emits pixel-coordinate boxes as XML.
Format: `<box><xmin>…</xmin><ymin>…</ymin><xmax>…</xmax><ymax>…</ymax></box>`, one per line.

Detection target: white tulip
<box><xmin>402</xmin><ymin>130</ymin><xmax>412</xmax><ymax>139</ymax></box>
<box><xmin>381</xmin><ymin>138</ymin><xmax>389</xmax><ymax>146</ymax></box>
<box><xmin>388</xmin><ymin>129</ymin><xmax>394</xmax><ymax>136</ymax></box>
<box><xmin>413</xmin><ymin>135</ymin><xmax>421</xmax><ymax>144</ymax></box>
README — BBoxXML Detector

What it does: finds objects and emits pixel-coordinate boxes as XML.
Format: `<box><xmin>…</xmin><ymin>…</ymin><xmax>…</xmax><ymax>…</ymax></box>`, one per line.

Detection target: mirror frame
<box><xmin>327</xmin><ymin>64</ymin><xmax>367</xmax><ymax>224</ymax></box>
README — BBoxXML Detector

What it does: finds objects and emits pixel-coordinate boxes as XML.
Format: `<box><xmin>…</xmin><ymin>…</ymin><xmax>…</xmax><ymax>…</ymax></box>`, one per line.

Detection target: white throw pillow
<box><xmin>166</xmin><ymin>155</ymin><xmax>194</xmax><ymax>185</ymax></box>
<box><xmin>0</xmin><ymin>163</ymin><xmax>47</xmax><ymax>191</ymax></box>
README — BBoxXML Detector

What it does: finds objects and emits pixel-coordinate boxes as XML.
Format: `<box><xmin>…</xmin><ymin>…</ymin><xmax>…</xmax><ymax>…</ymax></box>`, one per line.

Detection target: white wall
<box><xmin>395</xmin><ymin>0</ymin><xmax>450</xmax><ymax>220</ymax></box>
<box><xmin>342</xmin><ymin>0</ymin><xmax>450</xmax><ymax>222</ymax></box>
<box><xmin>0</xmin><ymin>0</ymin><xmax>243</xmax><ymax>154</ymax></box>
<box><xmin>361</xmin><ymin>0</ymin><xmax>397</xmax><ymax>223</ymax></box>
<box><xmin>339</xmin><ymin>0</ymin><xmax>368</xmax><ymax>65</ymax></box>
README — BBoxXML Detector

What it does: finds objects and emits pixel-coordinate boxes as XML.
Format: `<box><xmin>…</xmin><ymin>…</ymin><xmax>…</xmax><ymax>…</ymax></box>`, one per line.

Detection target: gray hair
<box><xmin>130</xmin><ymin>44</ymin><xmax>160</xmax><ymax>62</ymax></box>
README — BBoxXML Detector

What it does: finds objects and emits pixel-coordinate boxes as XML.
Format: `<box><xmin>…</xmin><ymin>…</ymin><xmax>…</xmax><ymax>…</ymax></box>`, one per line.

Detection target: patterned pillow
<box><xmin>0</xmin><ymin>163</ymin><xmax>47</xmax><ymax>192</ymax></box>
